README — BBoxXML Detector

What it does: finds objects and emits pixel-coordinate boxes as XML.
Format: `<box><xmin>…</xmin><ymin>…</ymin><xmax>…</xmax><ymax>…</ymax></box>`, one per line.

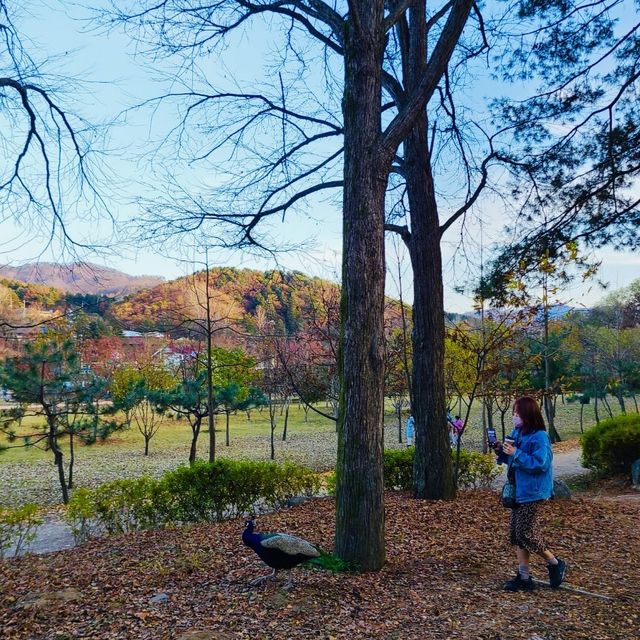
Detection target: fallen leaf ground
<box><xmin>1</xmin><ymin>491</ymin><xmax>638</xmax><ymax>640</ymax></box>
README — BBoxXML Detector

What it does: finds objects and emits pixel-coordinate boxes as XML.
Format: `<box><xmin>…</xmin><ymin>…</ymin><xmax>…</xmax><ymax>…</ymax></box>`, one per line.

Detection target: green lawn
<box><xmin>0</xmin><ymin>396</ymin><xmax>630</xmax><ymax>506</ymax></box>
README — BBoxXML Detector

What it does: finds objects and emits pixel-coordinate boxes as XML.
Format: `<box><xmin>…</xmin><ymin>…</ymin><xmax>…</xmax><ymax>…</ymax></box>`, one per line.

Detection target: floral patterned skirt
<box><xmin>509</xmin><ymin>500</ymin><xmax>547</xmax><ymax>553</ymax></box>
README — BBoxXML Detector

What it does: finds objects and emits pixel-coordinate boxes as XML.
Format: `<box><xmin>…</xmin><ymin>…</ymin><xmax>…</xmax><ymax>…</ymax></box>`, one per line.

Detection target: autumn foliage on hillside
<box><xmin>109</xmin><ymin>267</ymin><xmax>405</xmax><ymax>338</ymax></box>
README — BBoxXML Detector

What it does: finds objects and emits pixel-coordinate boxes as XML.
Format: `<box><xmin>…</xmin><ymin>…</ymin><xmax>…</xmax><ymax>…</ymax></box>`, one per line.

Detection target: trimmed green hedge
<box><xmin>581</xmin><ymin>414</ymin><xmax>640</xmax><ymax>476</ymax></box>
<box><xmin>326</xmin><ymin>447</ymin><xmax>500</xmax><ymax>494</ymax></box>
<box><xmin>67</xmin><ymin>459</ymin><xmax>320</xmax><ymax>543</ymax></box>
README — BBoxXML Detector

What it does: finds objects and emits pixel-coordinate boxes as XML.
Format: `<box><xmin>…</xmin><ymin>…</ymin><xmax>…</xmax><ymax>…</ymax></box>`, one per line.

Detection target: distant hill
<box><xmin>109</xmin><ymin>267</ymin><xmax>346</xmax><ymax>335</ymax></box>
<box><xmin>0</xmin><ymin>263</ymin><xmax>164</xmax><ymax>296</ymax></box>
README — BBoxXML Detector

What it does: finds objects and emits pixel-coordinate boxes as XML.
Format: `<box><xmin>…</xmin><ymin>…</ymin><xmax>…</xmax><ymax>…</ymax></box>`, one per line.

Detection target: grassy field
<box><xmin>0</xmin><ymin>396</ymin><xmax>628</xmax><ymax>506</ymax></box>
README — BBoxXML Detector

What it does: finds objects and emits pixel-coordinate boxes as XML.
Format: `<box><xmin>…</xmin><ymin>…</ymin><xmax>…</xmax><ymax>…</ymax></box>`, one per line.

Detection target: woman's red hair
<box><xmin>513</xmin><ymin>396</ymin><xmax>546</xmax><ymax>434</ymax></box>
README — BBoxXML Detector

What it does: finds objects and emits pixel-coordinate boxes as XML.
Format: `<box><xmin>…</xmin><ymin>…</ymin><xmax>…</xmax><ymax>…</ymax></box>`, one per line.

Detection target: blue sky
<box><xmin>1</xmin><ymin>0</ymin><xmax>638</xmax><ymax>311</ymax></box>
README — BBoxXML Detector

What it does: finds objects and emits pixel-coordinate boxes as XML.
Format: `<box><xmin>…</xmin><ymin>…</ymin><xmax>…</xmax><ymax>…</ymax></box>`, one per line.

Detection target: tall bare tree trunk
<box><xmin>335</xmin><ymin>3</ymin><xmax>387</xmax><ymax>571</ymax></box>
<box><xmin>407</xmin><ymin>117</ymin><xmax>454</xmax><ymax>500</ymax></box>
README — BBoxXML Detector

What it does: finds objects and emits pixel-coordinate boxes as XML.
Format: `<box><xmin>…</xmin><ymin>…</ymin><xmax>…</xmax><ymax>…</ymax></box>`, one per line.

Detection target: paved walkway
<box><xmin>493</xmin><ymin>446</ymin><xmax>587</xmax><ymax>486</ymax></box>
<box><xmin>9</xmin><ymin>448</ymin><xmax>588</xmax><ymax>558</ymax></box>
<box><xmin>6</xmin><ymin>512</ymin><xmax>76</xmax><ymax>558</ymax></box>
<box><xmin>553</xmin><ymin>449</ymin><xmax>590</xmax><ymax>478</ymax></box>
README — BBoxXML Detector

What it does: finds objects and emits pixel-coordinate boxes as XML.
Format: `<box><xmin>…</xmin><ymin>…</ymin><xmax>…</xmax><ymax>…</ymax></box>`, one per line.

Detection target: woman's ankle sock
<box><xmin>547</xmin><ymin>556</ymin><xmax>558</xmax><ymax>566</ymax></box>
<box><xmin>518</xmin><ymin>564</ymin><xmax>530</xmax><ymax>579</ymax></box>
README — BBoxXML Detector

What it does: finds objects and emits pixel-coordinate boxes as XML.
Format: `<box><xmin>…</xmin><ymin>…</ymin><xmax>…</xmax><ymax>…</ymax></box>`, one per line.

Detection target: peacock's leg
<box><xmin>282</xmin><ymin>570</ymin><xmax>294</xmax><ymax>590</ymax></box>
<box><xmin>250</xmin><ymin>568</ymin><xmax>277</xmax><ymax>586</ymax></box>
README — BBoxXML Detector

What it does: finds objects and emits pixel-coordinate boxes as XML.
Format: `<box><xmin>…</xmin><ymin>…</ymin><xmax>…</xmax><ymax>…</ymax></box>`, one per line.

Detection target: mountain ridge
<box><xmin>0</xmin><ymin>262</ymin><xmax>164</xmax><ymax>296</ymax></box>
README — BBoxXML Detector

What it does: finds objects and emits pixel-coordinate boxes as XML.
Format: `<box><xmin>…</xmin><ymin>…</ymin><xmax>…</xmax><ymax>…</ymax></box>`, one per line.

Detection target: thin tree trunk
<box><xmin>189</xmin><ymin>417</ymin><xmax>201</xmax><ymax>465</ymax></box>
<box><xmin>49</xmin><ymin>419</ymin><xmax>68</xmax><ymax>504</ymax></box>
<box><xmin>396</xmin><ymin>249</ymin><xmax>413</xmax><ymax>412</ymax></box>
<box><xmin>594</xmin><ymin>390</ymin><xmax>600</xmax><ymax>424</ymax></box>
<box><xmin>499</xmin><ymin>409</ymin><xmax>507</xmax><ymax>441</ymax></box>
<box><xmin>616</xmin><ymin>392</ymin><xmax>626</xmax><ymax>414</ymax></box>
<box><xmin>580</xmin><ymin>402</ymin><xmax>584</xmax><ymax>433</ymax></box>
<box><xmin>225</xmin><ymin>410</ymin><xmax>230</xmax><ymax>446</ymax></box>
<box><xmin>54</xmin><ymin>449</ymin><xmax>69</xmax><ymax>504</ymax></box>
<box><xmin>93</xmin><ymin>397</ymin><xmax>99</xmax><ymax>442</ymax></box>
<box><xmin>454</xmin><ymin>430</ymin><xmax>463</xmax><ymax>488</ymax></box>
<box><xmin>269</xmin><ymin>393</ymin><xmax>277</xmax><ymax>460</ymax></box>
<box><xmin>205</xmin><ymin>259</ymin><xmax>216</xmax><ymax>463</ymax></box>
<box><xmin>144</xmin><ymin>435</ymin><xmax>150</xmax><ymax>456</ymax></box>
<box><xmin>282</xmin><ymin>404</ymin><xmax>289</xmax><ymax>441</ymax></box>
<box><xmin>335</xmin><ymin>4</ymin><xmax>387</xmax><ymax>571</ymax></box>
<box><xmin>68</xmin><ymin>431</ymin><xmax>75</xmax><ymax>489</ymax></box>
<box><xmin>543</xmin><ymin>301</ymin><xmax>561</xmax><ymax>442</ymax></box>
<box><xmin>602</xmin><ymin>394</ymin><xmax>613</xmax><ymax>418</ymax></box>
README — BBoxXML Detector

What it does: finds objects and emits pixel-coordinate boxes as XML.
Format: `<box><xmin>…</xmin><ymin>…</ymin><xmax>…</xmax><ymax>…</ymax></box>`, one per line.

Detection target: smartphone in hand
<box><xmin>487</xmin><ymin>428</ymin><xmax>497</xmax><ymax>448</ymax></box>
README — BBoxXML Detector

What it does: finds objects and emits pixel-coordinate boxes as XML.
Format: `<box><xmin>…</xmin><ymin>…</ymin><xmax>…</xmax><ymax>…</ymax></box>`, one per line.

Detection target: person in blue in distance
<box><xmin>405</xmin><ymin>415</ymin><xmax>414</xmax><ymax>447</ymax></box>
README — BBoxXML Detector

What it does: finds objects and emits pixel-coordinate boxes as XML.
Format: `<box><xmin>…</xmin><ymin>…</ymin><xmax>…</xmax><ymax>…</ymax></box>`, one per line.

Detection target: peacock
<box><xmin>242</xmin><ymin>516</ymin><xmax>320</xmax><ymax>589</ymax></box>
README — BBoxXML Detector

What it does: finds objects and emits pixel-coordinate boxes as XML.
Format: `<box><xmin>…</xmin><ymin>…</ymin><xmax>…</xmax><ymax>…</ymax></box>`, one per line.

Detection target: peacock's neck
<box><xmin>242</xmin><ymin>522</ymin><xmax>256</xmax><ymax>546</ymax></box>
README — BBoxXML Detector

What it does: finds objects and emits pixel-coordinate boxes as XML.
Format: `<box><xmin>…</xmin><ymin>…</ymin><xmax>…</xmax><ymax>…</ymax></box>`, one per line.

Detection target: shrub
<box><xmin>67</xmin><ymin>488</ymin><xmax>101</xmax><ymax>544</ymax></box>
<box><xmin>160</xmin><ymin>459</ymin><xmax>320</xmax><ymax>523</ymax></box>
<box><xmin>581</xmin><ymin>414</ymin><xmax>640</xmax><ymax>476</ymax></box>
<box><xmin>324</xmin><ymin>471</ymin><xmax>337</xmax><ymax>496</ymax></box>
<box><xmin>328</xmin><ymin>448</ymin><xmax>500</xmax><ymax>493</ymax></box>
<box><xmin>67</xmin><ymin>478</ymin><xmax>172</xmax><ymax>540</ymax></box>
<box><xmin>66</xmin><ymin>459</ymin><xmax>320</xmax><ymax>539</ymax></box>
<box><xmin>384</xmin><ymin>448</ymin><xmax>415</xmax><ymax>490</ymax></box>
<box><xmin>93</xmin><ymin>476</ymin><xmax>169</xmax><ymax>535</ymax></box>
<box><xmin>455</xmin><ymin>449</ymin><xmax>501</xmax><ymax>489</ymax></box>
<box><xmin>0</xmin><ymin>503</ymin><xmax>42</xmax><ymax>558</ymax></box>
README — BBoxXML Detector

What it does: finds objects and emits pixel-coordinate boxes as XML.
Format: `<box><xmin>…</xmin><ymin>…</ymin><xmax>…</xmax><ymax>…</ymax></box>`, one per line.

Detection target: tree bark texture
<box><xmin>335</xmin><ymin>2</ymin><xmax>387</xmax><ymax>571</ymax></box>
<box><xmin>395</xmin><ymin>0</ymin><xmax>473</xmax><ymax>500</ymax></box>
<box><xmin>402</xmin><ymin>2</ymin><xmax>455</xmax><ymax>498</ymax></box>
<box><xmin>407</xmin><ymin>137</ymin><xmax>454</xmax><ymax>499</ymax></box>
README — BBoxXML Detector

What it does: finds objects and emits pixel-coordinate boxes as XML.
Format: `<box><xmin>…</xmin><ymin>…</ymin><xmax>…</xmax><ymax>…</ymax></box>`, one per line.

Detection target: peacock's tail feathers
<box><xmin>260</xmin><ymin>533</ymin><xmax>320</xmax><ymax>558</ymax></box>
<box><xmin>305</xmin><ymin>550</ymin><xmax>355</xmax><ymax>572</ymax></box>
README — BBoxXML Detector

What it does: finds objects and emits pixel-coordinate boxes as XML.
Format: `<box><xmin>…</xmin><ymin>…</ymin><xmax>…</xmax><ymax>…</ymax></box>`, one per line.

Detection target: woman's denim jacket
<box><xmin>497</xmin><ymin>428</ymin><xmax>554</xmax><ymax>503</ymax></box>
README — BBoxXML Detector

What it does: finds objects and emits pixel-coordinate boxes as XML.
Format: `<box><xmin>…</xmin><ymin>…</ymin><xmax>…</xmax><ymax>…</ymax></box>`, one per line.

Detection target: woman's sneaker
<box><xmin>548</xmin><ymin>559</ymin><xmax>567</xmax><ymax>588</ymax></box>
<box><xmin>503</xmin><ymin>572</ymin><xmax>535</xmax><ymax>591</ymax></box>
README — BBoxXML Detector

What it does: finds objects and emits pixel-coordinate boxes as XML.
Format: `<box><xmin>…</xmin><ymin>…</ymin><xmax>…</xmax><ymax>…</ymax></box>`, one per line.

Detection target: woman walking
<box><xmin>494</xmin><ymin>396</ymin><xmax>567</xmax><ymax>591</ymax></box>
